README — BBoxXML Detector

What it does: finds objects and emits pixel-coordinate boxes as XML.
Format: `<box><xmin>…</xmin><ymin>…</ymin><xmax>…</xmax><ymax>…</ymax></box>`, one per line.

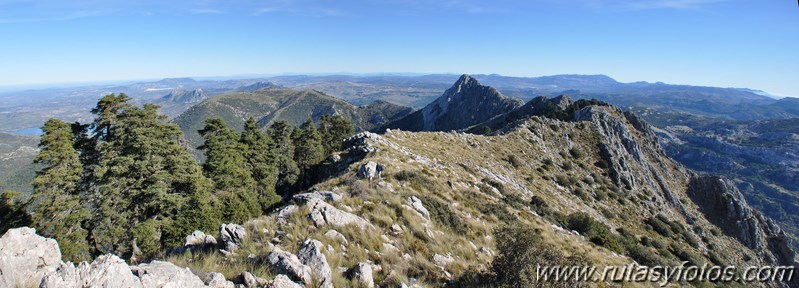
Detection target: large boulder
<box><xmin>267</xmin><ymin>274</ymin><xmax>304</xmax><ymax>288</ymax></box>
<box><xmin>133</xmin><ymin>261</ymin><xmax>206</xmax><ymax>288</ymax></box>
<box><xmin>0</xmin><ymin>227</ymin><xmax>62</xmax><ymax>287</ymax></box>
<box><xmin>348</xmin><ymin>262</ymin><xmax>374</xmax><ymax>288</ymax></box>
<box><xmin>237</xmin><ymin>271</ymin><xmax>269</xmax><ymax>288</ymax></box>
<box><xmin>205</xmin><ymin>272</ymin><xmax>235</xmax><ymax>288</ymax></box>
<box><xmin>186</xmin><ymin>230</ymin><xmax>218</xmax><ymax>248</ymax></box>
<box><xmin>297</xmin><ymin>239</ymin><xmax>333</xmax><ymax>288</ymax></box>
<box><xmin>359</xmin><ymin>161</ymin><xmax>377</xmax><ymax>180</ymax></box>
<box><xmin>219</xmin><ymin>223</ymin><xmax>247</xmax><ymax>252</ymax></box>
<box><xmin>407</xmin><ymin>196</ymin><xmax>431</xmax><ymax>220</ymax></box>
<box><xmin>298</xmin><ymin>196</ymin><xmax>374</xmax><ymax>230</ymax></box>
<box><xmin>266</xmin><ymin>249</ymin><xmax>313</xmax><ymax>286</ymax></box>
<box><xmin>40</xmin><ymin>254</ymin><xmax>143</xmax><ymax>288</ymax></box>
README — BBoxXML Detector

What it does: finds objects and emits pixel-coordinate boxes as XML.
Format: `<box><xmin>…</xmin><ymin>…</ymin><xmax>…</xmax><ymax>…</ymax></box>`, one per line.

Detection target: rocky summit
<box><xmin>382</xmin><ymin>74</ymin><xmax>523</xmax><ymax>132</ymax></box>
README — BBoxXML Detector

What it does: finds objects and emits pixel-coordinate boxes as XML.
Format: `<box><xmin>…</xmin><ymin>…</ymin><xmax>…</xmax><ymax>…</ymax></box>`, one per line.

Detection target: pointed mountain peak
<box><xmin>454</xmin><ymin>74</ymin><xmax>479</xmax><ymax>88</ymax></box>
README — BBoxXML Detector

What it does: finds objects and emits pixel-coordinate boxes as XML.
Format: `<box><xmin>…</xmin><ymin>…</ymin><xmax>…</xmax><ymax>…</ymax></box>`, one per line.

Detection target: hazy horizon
<box><xmin>1</xmin><ymin>0</ymin><xmax>797</xmax><ymax>96</ymax></box>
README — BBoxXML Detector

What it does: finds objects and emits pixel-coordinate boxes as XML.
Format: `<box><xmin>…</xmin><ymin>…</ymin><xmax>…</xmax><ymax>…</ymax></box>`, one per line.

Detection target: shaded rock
<box><xmin>133</xmin><ymin>261</ymin><xmax>206</xmax><ymax>288</ymax></box>
<box><xmin>292</xmin><ymin>191</ymin><xmax>343</xmax><ymax>204</ymax></box>
<box><xmin>237</xmin><ymin>272</ymin><xmax>268</xmax><ymax>288</ymax></box>
<box><xmin>220</xmin><ymin>223</ymin><xmax>247</xmax><ymax>252</ymax></box>
<box><xmin>0</xmin><ymin>227</ymin><xmax>62</xmax><ymax>287</ymax></box>
<box><xmin>40</xmin><ymin>254</ymin><xmax>143</xmax><ymax>288</ymax></box>
<box><xmin>359</xmin><ymin>161</ymin><xmax>378</xmax><ymax>180</ymax></box>
<box><xmin>267</xmin><ymin>249</ymin><xmax>313</xmax><ymax>286</ymax></box>
<box><xmin>348</xmin><ymin>262</ymin><xmax>374</xmax><ymax>288</ymax></box>
<box><xmin>297</xmin><ymin>239</ymin><xmax>333</xmax><ymax>288</ymax></box>
<box><xmin>407</xmin><ymin>196</ymin><xmax>430</xmax><ymax>220</ymax></box>
<box><xmin>389</xmin><ymin>224</ymin><xmax>404</xmax><ymax>236</ymax></box>
<box><xmin>205</xmin><ymin>272</ymin><xmax>235</xmax><ymax>288</ymax></box>
<box><xmin>186</xmin><ymin>230</ymin><xmax>218</xmax><ymax>247</ymax></box>
<box><xmin>306</xmin><ymin>198</ymin><xmax>374</xmax><ymax>230</ymax></box>
<box><xmin>267</xmin><ymin>274</ymin><xmax>304</xmax><ymax>288</ymax></box>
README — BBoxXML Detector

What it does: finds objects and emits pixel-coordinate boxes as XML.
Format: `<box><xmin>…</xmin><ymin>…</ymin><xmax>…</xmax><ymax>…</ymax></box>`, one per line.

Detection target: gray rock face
<box><xmin>290</xmin><ymin>194</ymin><xmax>374</xmax><ymax>230</ymax></box>
<box><xmin>237</xmin><ymin>271</ymin><xmax>268</xmax><ymax>288</ymax></box>
<box><xmin>348</xmin><ymin>262</ymin><xmax>374</xmax><ymax>288</ymax></box>
<box><xmin>267</xmin><ymin>249</ymin><xmax>313</xmax><ymax>286</ymax></box>
<box><xmin>186</xmin><ymin>230</ymin><xmax>218</xmax><ymax>247</ymax></box>
<box><xmin>297</xmin><ymin>239</ymin><xmax>333</xmax><ymax>288</ymax></box>
<box><xmin>267</xmin><ymin>274</ymin><xmax>304</xmax><ymax>288</ymax></box>
<box><xmin>219</xmin><ymin>223</ymin><xmax>247</xmax><ymax>252</ymax></box>
<box><xmin>359</xmin><ymin>161</ymin><xmax>378</xmax><ymax>180</ymax></box>
<box><xmin>689</xmin><ymin>176</ymin><xmax>781</xmax><ymax>251</ymax></box>
<box><xmin>40</xmin><ymin>254</ymin><xmax>143</xmax><ymax>288</ymax></box>
<box><xmin>293</xmin><ymin>191</ymin><xmax>343</xmax><ymax>203</ymax></box>
<box><xmin>133</xmin><ymin>261</ymin><xmax>206</xmax><ymax>288</ymax></box>
<box><xmin>0</xmin><ymin>227</ymin><xmax>62</xmax><ymax>287</ymax></box>
<box><xmin>407</xmin><ymin>196</ymin><xmax>431</xmax><ymax>220</ymax></box>
<box><xmin>205</xmin><ymin>272</ymin><xmax>235</xmax><ymax>288</ymax></box>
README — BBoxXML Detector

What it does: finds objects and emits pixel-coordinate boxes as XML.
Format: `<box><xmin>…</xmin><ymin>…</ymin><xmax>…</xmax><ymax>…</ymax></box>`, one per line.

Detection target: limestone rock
<box><xmin>133</xmin><ymin>261</ymin><xmax>206</xmax><ymax>288</ymax></box>
<box><xmin>348</xmin><ymin>262</ymin><xmax>374</xmax><ymax>288</ymax></box>
<box><xmin>205</xmin><ymin>272</ymin><xmax>235</xmax><ymax>288</ymax></box>
<box><xmin>359</xmin><ymin>161</ymin><xmax>377</xmax><ymax>180</ymax></box>
<box><xmin>433</xmin><ymin>253</ymin><xmax>454</xmax><ymax>267</ymax></box>
<box><xmin>266</xmin><ymin>274</ymin><xmax>304</xmax><ymax>288</ymax></box>
<box><xmin>407</xmin><ymin>196</ymin><xmax>430</xmax><ymax>220</ymax></box>
<box><xmin>219</xmin><ymin>223</ymin><xmax>247</xmax><ymax>252</ymax></box>
<box><xmin>237</xmin><ymin>272</ymin><xmax>268</xmax><ymax>288</ymax></box>
<box><xmin>267</xmin><ymin>249</ymin><xmax>313</xmax><ymax>286</ymax></box>
<box><xmin>297</xmin><ymin>239</ymin><xmax>333</xmax><ymax>288</ymax></box>
<box><xmin>324</xmin><ymin>229</ymin><xmax>349</xmax><ymax>246</ymax></box>
<box><xmin>0</xmin><ymin>227</ymin><xmax>62</xmax><ymax>288</ymax></box>
<box><xmin>305</xmin><ymin>197</ymin><xmax>374</xmax><ymax>230</ymax></box>
<box><xmin>40</xmin><ymin>254</ymin><xmax>143</xmax><ymax>288</ymax></box>
<box><xmin>186</xmin><ymin>230</ymin><xmax>218</xmax><ymax>247</ymax></box>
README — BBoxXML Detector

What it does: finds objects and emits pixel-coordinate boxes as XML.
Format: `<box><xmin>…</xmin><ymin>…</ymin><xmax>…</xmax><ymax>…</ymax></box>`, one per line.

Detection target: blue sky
<box><xmin>0</xmin><ymin>0</ymin><xmax>797</xmax><ymax>96</ymax></box>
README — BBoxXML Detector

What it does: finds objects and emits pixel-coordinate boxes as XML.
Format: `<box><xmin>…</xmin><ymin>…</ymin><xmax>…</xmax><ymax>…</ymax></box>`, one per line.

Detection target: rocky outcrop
<box><xmin>0</xmin><ymin>227</ymin><xmax>62</xmax><ymax>287</ymax></box>
<box><xmin>266</xmin><ymin>274</ymin><xmax>304</xmax><ymax>288</ymax></box>
<box><xmin>359</xmin><ymin>161</ymin><xmax>378</xmax><ymax>180</ymax></box>
<box><xmin>40</xmin><ymin>254</ymin><xmax>143</xmax><ymax>288</ymax></box>
<box><xmin>290</xmin><ymin>191</ymin><xmax>374</xmax><ymax>230</ymax></box>
<box><xmin>348</xmin><ymin>262</ymin><xmax>374</xmax><ymax>288</ymax></box>
<box><xmin>267</xmin><ymin>248</ymin><xmax>313</xmax><ymax>286</ymax></box>
<box><xmin>161</xmin><ymin>88</ymin><xmax>209</xmax><ymax>104</ymax></box>
<box><xmin>407</xmin><ymin>196</ymin><xmax>431</xmax><ymax>220</ymax></box>
<box><xmin>172</xmin><ymin>230</ymin><xmax>218</xmax><ymax>254</ymax></box>
<box><xmin>133</xmin><ymin>261</ymin><xmax>206</xmax><ymax>288</ymax></box>
<box><xmin>205</xmin><ymin>272</ymin><xmax>235</xmax><ymax>288</ymax></box>
<box><xmin>219</xmin><ymin>223</ymin><xmax>247</xmax><ymax>252</ymax></box>
<box><xmin>237</xmin><ymin>271</ymin><xmax>269</xmax><ymax>288</ymax></box>
<box><xmin>297</xmin><ymin>239</ymin><xmax>333</xmax><ymax>288</ymax></box>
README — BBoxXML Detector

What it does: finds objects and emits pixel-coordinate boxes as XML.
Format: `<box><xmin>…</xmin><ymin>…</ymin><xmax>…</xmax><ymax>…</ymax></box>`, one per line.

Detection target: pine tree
<box><xmin>32</xmin><ymin>118</ymin><xmax>91</xmax><ymax>262</ymax></box>
<box><xmin>294</xmin><ymin>119</ymin><xmax>325</xmax><ymax>188</ymax></box>
<box><xmin>240</xmin><ymin>117</ymin><xmax>280</xmax><ymax>212</ymax></box>
<box><xmin>269</xmin><ymin>121</ymin><xmax>300</xmax><ymax>196</ymax></box>
<box><xmin>295</xmin><ymin>119</ymin><xmax>325</xmax><ymax>169</ymax></box>
<box><xmin>319</xmin><ymin>114</ymin><xmax>355</xmax><ymax>155</ymax></box>
<box><xmin>91</xmin><ymin>102</ymin><xmax>212</xmax><ymax>260</ymax></box>
<box><xmin>199</xmin><ymin>117</ymin><xmax>260</xmax><ymax>223</ymax></box>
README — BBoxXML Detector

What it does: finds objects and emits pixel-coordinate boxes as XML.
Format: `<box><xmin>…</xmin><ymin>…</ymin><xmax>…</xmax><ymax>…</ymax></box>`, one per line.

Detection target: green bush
<box><xmin>567</xmin><ymin>212</ymin><xmax>623</xmax><ymax>253</ymax></box>
<box><xmin>417</xmin><ymin>195</ymin><xmax>468</xmax><ymax>235</ymax></box>
<box><xmin>489</xmin><ymin>224</ymin><xmax>588</xmax><ymax>288</ymax></box>
<box><xmin>393</xmin><ymin>170</ymin><xmax>435</xmax><ymax>191</ymax></box>
<box><xmin>569</xmin><ymin>148</ymin><xmax>584</xmax><ymax>159</ymax></box>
